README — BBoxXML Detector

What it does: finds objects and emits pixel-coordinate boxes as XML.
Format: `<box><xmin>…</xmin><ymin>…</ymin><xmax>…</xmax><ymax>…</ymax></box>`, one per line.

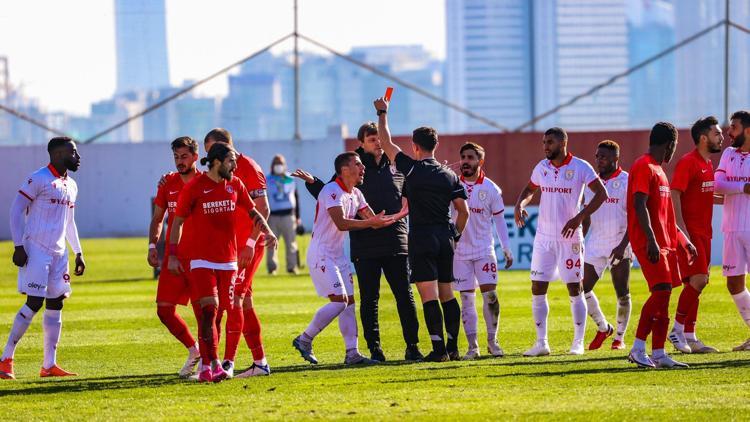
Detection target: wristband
<box><xmin>168</xmin><ymin>243</ymin><xmax>179</xmax><ymax>255</ymax></box>
<box><xmin>377</xmin><ymin>109</ymin><xmax>387</xmax><ymax>116</ymax></box>
<box><xmin>148</xmin><ymin>243</ymin><xmax>157</xmax><ymax>250</ymax></box>
<box><xmin>246</xmin><ymin>238</ymin><xmax>257</xmax><ymax>248</ymax></box>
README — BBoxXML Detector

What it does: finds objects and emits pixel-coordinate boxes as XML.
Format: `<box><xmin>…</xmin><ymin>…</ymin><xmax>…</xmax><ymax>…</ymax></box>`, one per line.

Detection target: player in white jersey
<box><xmin>714</xmin><ymin>110</ymin><xmax>750</xmax><ymax>351</ymax></box>
<box><xmin>580</xmin><ymin>140</ymin><xmax>632</xmax><ymax>351</ymax></box>
<box><xmin>514</xmin><ymin>127</ymin><xmax>608</xmax><ymax>357</ymax></box>
<box><xmin>292</xmin><ymin>152</ymin><xmax>394</xmax><ymax>365</ymax></box>
<box><xmin>1</xmin><ymin>137</ymin><xmax>85</xmax><ymax>380</ymax></box>
<box><xmin>451</xmin><ymin>142</ymin><xmax>513</xmax><ymax>360</ymax></box>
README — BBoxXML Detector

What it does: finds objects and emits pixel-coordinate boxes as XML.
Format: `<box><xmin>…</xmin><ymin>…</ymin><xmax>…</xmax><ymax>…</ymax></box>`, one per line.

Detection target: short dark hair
<box><xmin>691</xmin><ymin>116</ymin><xmax>720</xmax><ymax>145</ymax></box>
<box><xmin>731</xmin><ymin>110</ymin><xmax>750</xmax><ymax>128</ymax></box>
<box><xmin>200</xmin><ymin>142</ymin><xmax>235</xmax><ymax>169</ymax></box>
<box><xmin>171</xmin><ymin>136</ymin><xmax>199</xmax><ymax>154</ymax></box>
<box><xmin>412</xmin><ymin>126</ymin><xmax>438</xmax><ymax>152</ymax></box>
<box><xmin>597</xmin><ymin>140</ymin><xmax>620</xmax><ymax>154</ymax></box>
<box><xmin>460</xmin><ymin>142</ymin><xmax>485</xmax><ymax>159</ymax></box>
<box><xmin>544</xmin><ymin>127</ymin><xmax>568</xmax><ymax>142</ymax></box>
<box><xmin>357</xmin><ymin>122</ymin><xmax>378</xmax><ymax>142</ymax></box>
<box><xmin>204</xmin><ymin>128</ymin><xmax>233</xmax><ymax>145</ymax></box>
<box><xmin>649</xmin><ymin>121</ymin><xmax>678</xmax><ymax>146</ymax></box>
<box><xmin>47</xmin><ymin>136</ymin><xmax>73</xmax><ymax>153</ymax></box>
<box><xmin>334</xmin><ymin>152</ymin><xmax>358</xmax><ymax>175</ymax></box>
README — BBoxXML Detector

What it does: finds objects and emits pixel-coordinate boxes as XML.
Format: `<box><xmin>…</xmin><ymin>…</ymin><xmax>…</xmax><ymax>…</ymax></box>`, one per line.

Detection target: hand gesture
<box><xmin>291</xmin><ymin>169</ymin><xmax>315</xmax><ymax>184</ymax></box>
<box><xmin>368</xmin><ymin>211</ymin><xmax>395</xmax><ymax>229</ymax></box>
<box><xmin>158</xmin><ymin>173</ymin><xmax>172</xmax><ymax>188</ymax></box>
<box><xmin>561</xmin><ymin>214</ymin><xmax>583</xmax><ymax>239</ymax></box>
<box><xmin>374</xmin><ymin>97</ymin><xmax>389</xmax><ymax>114</ymax></box>
<box><xmin>264</xmin><ymin>232</ymin><xmax>278</xmax><ymax>250</ymax></box>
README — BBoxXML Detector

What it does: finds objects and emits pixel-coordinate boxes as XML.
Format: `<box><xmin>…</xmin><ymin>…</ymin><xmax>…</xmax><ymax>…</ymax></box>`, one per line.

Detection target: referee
<box><xmin>375</xmin><ymin>96</ymin><xmax>469</xmax><ymax>362</ymax></box>
<box><xmin>293</xmin><ymin>122</ymin><xmax>424</xmax><ymax>362</ymax></box>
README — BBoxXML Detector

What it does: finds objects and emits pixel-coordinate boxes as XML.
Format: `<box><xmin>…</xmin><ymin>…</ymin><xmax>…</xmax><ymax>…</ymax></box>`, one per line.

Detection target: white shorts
<box><xmin>530</xmin><ymin>238</ymin><xmax>584</xmax><ymax>284</ymax></box>
<box><xmin>722</xmin><ymin>231</ymin><xmax>750</xmax><ymax>277</ymax></box>
<box><xmin>17</xmin><ymin>241</ymin><xmax>72</xmax><ymax>299</ymax></box>
<box><xmin>584</xmin><ymin>239</ymin><xmax>633</xmax><ymax>278</ymax></box>
<box><xmin>452</xmin><ymin>255</ymin><xmax>498</xmax><ymax>291</ymax></box>
<box><xmin>308</xmin><ymin>251</ymin><xmax>354</xmax><ymax>298</ymax></box>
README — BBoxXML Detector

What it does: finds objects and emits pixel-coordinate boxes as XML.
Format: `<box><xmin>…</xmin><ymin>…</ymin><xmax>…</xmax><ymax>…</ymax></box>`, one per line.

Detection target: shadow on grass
<box><xmin>0</xmin><ymin>373</ymin><xmax>184</xmax><ymax>397</ymax></box>
<box><xmin>74</xmin><ymin>277</ymin><xmax>152</xmax><ymax>285</ymax></box>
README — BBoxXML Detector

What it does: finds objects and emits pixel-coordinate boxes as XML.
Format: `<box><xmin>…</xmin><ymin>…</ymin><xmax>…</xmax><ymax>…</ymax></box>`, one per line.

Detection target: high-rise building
<box><xmin>114</xmin><ymin>0</ymin><xmax>170</xmax><ymax>95</ymax></box>
<box><xmin>446</xmin><ymin>0</ymin><xmax>631</xmax><ymax>132</ymax></box>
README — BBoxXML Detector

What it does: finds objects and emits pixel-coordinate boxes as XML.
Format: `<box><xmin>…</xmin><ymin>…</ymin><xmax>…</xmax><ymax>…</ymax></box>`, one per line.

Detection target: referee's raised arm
<box><xmin>374</xmin><ymin>97</ymin><xmax>401</xmax><ymax>161</ymax></box>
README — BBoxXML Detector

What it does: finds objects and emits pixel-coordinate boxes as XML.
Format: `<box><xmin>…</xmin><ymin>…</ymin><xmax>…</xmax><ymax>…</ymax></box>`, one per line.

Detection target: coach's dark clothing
<box><xmin>303</xmin><ymin>148</ymin><xmax>419</xmax><ymax>349</ymax></box>
<box><xmin>393</xmin><ymin>152</ymin><xmax>467</xmax><ymax>283</ymax></box>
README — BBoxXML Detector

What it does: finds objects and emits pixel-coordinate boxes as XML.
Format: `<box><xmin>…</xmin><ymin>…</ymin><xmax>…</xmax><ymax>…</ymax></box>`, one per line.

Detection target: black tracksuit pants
<box><xmin>353</xmin><ymin>255</ymin><xmax>420</xmax><ymax>348</ymax></box>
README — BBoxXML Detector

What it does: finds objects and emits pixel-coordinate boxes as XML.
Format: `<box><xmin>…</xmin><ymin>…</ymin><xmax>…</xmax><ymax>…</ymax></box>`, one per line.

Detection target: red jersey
<box><xmin>670</xmin><ymin>149</ymin><xmax>714</xmax><ymax>238</ymax></box>
<box><xmin>233</xmin><ymin>153</ymin><xmax>267</xmax><ymax>243</ymax></box>
<box><xmin>154</xmin><ymin>171</ymin><xmax>201</xmax><ymax>259</ymax></box>
<box><xmin>627</xmin><ymin>153</ymin><xmax>678</xmax><ymax>252</ymax></box>
<box><xmin>175</xmin><ymin>173</ymin><xmax>255</xmax><ymax>265</ymax></box>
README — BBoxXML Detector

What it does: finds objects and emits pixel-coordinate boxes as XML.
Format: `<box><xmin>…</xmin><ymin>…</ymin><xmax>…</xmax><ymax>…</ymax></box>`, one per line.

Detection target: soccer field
<box><xmin>1</xmin><ymin>238</ymin><xmax>749</xmax><ymax>420</ymax></box>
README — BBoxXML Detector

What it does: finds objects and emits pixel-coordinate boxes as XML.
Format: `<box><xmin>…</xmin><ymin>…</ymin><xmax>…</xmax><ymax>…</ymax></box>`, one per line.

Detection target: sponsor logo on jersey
<box><xmin>49</xmin><ymin>198</ymin><xmax>74</xmax><ymax>206</ymax></box>
<box><xmin>202</xmin><ymin>199</ymin><xmax>236</xmax><ymax>214</ymax></box>
<box><xmin>470</xmin><ymin>207</ymin><xmax>485</xmax><ymax>214</ymax></box>
<box><xmin>604</xmin><ymin>197</ymin><xmax>620</xmax><ymax>204</ymax></box>
<box><xmin>541</xmin><ymin>187</ymin><xmax>573</xmax><ymax>194</ymax></box>
<box><xmin>27</xmin><ymin>282</ymin><xmax>44</xmax><ymax>290</ymax></box>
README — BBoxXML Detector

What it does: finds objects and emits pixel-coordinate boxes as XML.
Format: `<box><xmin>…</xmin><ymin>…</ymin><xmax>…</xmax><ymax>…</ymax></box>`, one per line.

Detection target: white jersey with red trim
<box><xmin>453</xmin><ymin>172</ymin><xmax>505</xmax><ymax>260</ymax></box>
<box><xmin>309</xmin><ymin>179</ymin><xmax>368</xmax><ymax>258</ymax></box>
<box><xmin>529</xmin><ymin>153</ymin><xmax>598</xmax><ymax>242</ymax></box>
<box><xmin>17</xmin><ymin>165</ymin><xmax>78</xmax><ymax>255</ymax></box>
<box><xmin>717</xmin><ymin>146</ymin><xmax>750</xmax><ymax>233</ymax></box>
<box><xmin>583</xmin><ymin>168</ymin><xmax>628</xmax><ymax>244</ymax></box>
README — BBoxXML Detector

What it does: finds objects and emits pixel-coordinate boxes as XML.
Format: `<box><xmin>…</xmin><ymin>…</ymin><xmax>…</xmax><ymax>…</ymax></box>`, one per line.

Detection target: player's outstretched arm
<box><xmin>374</xmin><ymin>97</ymin><xmax>402</xmax><ymax>161</ymax></box>
<box><xmin>148</xmin><ymin>204</ymin><xmax>167</xmax><ymax>268</ymax></box>
<box><xmin>291</xmin><ymin>169</ymin><xmax>326</xmax><ymax>199</ymax></box>
<box><xmin>330</xmin><ymin>206</ymin><xmax>393</xmax><ymax>231</ymax></box>
<box><xmin>633</xmin><ymin>192</ymin><xmax>660</xmax><ymax>263</ymax></box>
<box><xmin>514</xmin><ymin>182</ymin><xmax>538</xmax><ymax>228</ymax></box>
<box><xmin>9</xmin><ymin>193</ymin><xmax>31</xmax><ymax>267</ymax></box>
<box><xmin>562</xmin><ymin>179</ymin><xmax>607</xmax><ymax>238</ymax></box>
<box><xmin>392</xmin><ymin>197</ymin><xmax>409</xmax><ymax>221</ymax></box>
<box><xmin>66</xmin><ymin>207</ymin><xmax>85</xmax><ymax>276</ymax></box>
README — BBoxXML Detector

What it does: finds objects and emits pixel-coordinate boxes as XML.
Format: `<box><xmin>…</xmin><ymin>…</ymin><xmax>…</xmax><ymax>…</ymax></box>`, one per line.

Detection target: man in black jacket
<box><xmin>292</xmin><ymin>123</ymin><xmax>423</xmax><ymax>362</ymax></box>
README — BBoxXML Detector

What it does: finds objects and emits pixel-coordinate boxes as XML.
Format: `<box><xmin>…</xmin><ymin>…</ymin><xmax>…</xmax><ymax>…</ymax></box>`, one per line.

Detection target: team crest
<box><xmin>478</xmin><ymin>190</ymin><xmax>487</xmax><ymax>201</ymax></box>
<box><xmin>225</xmin><ymin>185</ymin><xmax>234</xmax><ymax>193</ymax></box>
<box><xmin>565</xmin><ymin>169</ymin><xmax>575</xmax><ymax>180</ymax></box>
<box><xmin>572</xmin><ymin>243</ymin><xmax>580</xmax><ymax>254</ymax></box>
<box><xmin>612</xmin><ymin>180</ymin><xmax>621</xmax><ymax>189</ymax></box>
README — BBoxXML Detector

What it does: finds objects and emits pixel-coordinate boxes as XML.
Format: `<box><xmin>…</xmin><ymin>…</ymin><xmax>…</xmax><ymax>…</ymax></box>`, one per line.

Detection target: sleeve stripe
<box><xmin>18</xmin><ymin>190</ymin><xmax>33</xmax><ymax>201</ymax></box>
<box><xmin>492</xmin><ymin>210</ymin><xmax>504</xmax><ymax>215</ymax></box>
<box><xmin>358</xmin><ymin>205</ymin><xmax>369</xmax><ymax>211</ymax></box>
<box><xmin>715</xmin><ymin>169</ymin><xmax>726</xmax><ymax>173</ymax></box>
<box><xmin>529</xmin><ymin>181</ymin><xmax>539</xmax><ymax>188</ymax></box>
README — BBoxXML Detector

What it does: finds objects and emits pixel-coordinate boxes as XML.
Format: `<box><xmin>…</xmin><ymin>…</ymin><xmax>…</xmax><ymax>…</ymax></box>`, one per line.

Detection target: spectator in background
<box><xmin>267</xmin><ymin>154</ymin><xmax>301</xmax><ymax>275</ymax></box>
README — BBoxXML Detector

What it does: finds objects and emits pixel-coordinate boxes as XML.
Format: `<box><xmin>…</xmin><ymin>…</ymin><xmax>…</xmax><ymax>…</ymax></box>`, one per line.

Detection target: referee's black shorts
<box><xmin>408</xmin><ymin>225</ymin><xmax>455</xmax><ymax>283</ymax></box>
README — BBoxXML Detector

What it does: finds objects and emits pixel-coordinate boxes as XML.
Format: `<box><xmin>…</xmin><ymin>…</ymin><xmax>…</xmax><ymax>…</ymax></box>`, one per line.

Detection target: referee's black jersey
<box><xmin>394</xmin><ymin>152</ymin><xmax>467</xmax><ymax>227</ymax></box>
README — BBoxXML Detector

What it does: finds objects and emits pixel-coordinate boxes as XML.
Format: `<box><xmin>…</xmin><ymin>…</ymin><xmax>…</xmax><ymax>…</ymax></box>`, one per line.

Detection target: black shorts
<box><xmin>408</xmin><ymin>225</ymin><xmax>455</xmax><ymax>283</ymax></box>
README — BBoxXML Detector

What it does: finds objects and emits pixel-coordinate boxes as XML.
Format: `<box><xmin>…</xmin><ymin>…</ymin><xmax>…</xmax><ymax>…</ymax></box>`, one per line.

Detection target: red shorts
<box><xmin>189</xmin><ymin>267</ymin><xmax>237</xmax><ymax>309</ymax></box>
<box><xmin>156</xmin><ymin>256</ymin><xmax>191</xmax><ymax>305</ymax></box>
<box><xmin>233</xmin><ymin>237</ymin><xmax>265</xmax><ymax>299</ymax></box>
<box><xmin>634</xmin><ymin>247</ymin><xmax>682</xmax><ymax>289</ymax></box>
<box><xmin>678</xmin><ymin>234</ymin><xmax>711</xmax><ymax>281</ymax></box>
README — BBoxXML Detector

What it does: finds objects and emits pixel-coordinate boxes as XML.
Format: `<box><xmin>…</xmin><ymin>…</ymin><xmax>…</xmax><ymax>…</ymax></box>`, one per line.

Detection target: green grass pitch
<box><xmin>1</xmin><ymin>237</ymin><xmax>749</xmax><ymax>420</ymax></box>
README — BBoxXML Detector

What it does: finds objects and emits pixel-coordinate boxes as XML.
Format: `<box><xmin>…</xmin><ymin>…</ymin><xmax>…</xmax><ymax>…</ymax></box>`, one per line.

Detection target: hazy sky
<box><xmin>0</xmin><ymin>0</ymin><xmax>445</xmax><ymax>115</ymax></box>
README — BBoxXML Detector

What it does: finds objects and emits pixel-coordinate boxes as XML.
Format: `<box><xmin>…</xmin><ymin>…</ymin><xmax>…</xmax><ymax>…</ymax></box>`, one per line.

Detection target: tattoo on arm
<box><xmin>250</xmin><ymin>208</ymin><xmax>271</xmax><ymax>234</ymax></box>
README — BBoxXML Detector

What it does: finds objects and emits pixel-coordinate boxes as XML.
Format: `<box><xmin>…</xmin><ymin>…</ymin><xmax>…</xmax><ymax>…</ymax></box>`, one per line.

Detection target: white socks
<box><xmin>731</xmin><ymin>289</ymin><xmax>750</xmax><ymax>329</ymax></box>
<box><xmin>43</xmin><ymin>310</ymin><xmax>62</xmax><ymax>369</ymax></box>
<box><xmin>303</xmin><ymin>301</ymin><xmax>347</xmax><ymax>340</ymax></box>
<box><xmin>1</xmin><ymin>304</ymin><xmax>37</xmax><ymax>361</ymax></box>
<box><xmin>460</xmin><ymin>291</ymin><xmax>478</xmax><ymax>349</ymax></box>
<box><xmin>482</xmin><ymin>290</ymin><xmax>500</xmax><ymax>342</ymax></box>
<box><xmin>632</xmin><ymin>337</ymin><xmax>646</xmax><ymax>351</ymax></box>
<box><xmin>337</xmin><ymin>303</ymin><xmax>359</xmax><ymax>351</ymax></box>
<box><xmin>615</xmin><ymin>294</ymin><xmax>631</xmax><ymax>342</ymax></box>
<box><xmin>584</xmin><ymin>291</ymin><xmax>608</xmax><ymax>331</ymax></box>
<box><xmin>532</xmin><ymin>294</ymin><xmax>549</xmax><ymax>342</ymax></box>
<box><xmin>570</xmin><ymin>293</ymin><xmax>588</xmax><ymax>342</ymax></box>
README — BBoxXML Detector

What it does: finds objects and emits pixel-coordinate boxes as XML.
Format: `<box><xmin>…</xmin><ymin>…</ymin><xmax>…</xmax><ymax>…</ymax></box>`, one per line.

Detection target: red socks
<box><xmin>200</xmin><ymin>304</ymin><xmax>218</xmax><ymax>365</ymax></box>
<box><xmin>223</xmin><ymin>306</ymin><xmax>244</xmax><ymax>362</ymax></box>
<box><xmin>156</xmin><ymin>305</ymin><xmax>195</xmax><ymax>349</ymax></box>
<box><xmin>243</xmin><ymin>307</ymin><xmax>265</xmax><ymax>361</ymax></box>
<box><xmin>635</xmin><ymin>289</ymin><xmax>671</xmax><ymax>349</ymax></box>
<box><xmin>675</xmin><ymin>283</ymin><xmax>700</xmax><ymax>326</ymax></box>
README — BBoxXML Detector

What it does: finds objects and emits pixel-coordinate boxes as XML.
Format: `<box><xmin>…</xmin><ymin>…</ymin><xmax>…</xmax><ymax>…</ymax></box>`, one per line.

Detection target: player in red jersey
<box><xmin>668</xmin><ymin>116</ymin><xmax>723</xmax><ymax>354</ymax></box>
<box><xmin>147</xmin><ymin>137</ymin><xmax>203</xmax><ymax>378</ymax></box>
<box><xmin>200</xmin><ymin>128</ymin><xmax>271</xmax><ymax>378</ymax></box>
<box><xmin>168</xmin><ymin>142</ymin><xmax>276</xmax><ymax>383</ymax></box>
<box><xmin>627</xmin><ymin>122</ymin><xmax>697</xmax><ymax>369</ymax></box>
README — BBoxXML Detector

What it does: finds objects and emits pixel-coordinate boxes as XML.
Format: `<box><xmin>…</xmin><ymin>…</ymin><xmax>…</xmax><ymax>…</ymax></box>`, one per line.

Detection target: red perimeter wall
<box><xmin>346</xmin><ymin>129</ymin><xmax>705</xmax><ymax>203</ymax></box>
